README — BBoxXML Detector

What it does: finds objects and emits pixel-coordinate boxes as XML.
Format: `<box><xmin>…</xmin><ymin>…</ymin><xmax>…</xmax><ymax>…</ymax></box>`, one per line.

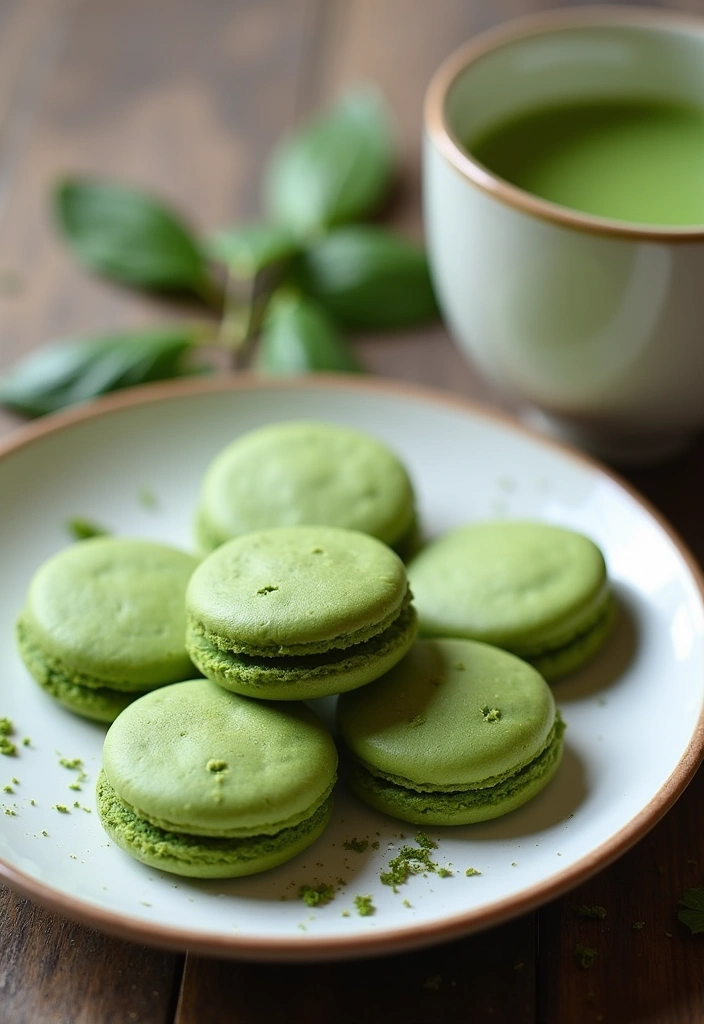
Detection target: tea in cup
<box><xmin>424</xmin><ymin>8</ymin><xmax>704</xmax><ymax>463</ymax></box>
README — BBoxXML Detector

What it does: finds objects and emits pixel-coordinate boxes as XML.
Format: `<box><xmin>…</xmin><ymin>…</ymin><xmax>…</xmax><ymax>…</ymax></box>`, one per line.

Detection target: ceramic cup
<box><xmin>424</xmin><ymin>7</ymin><xmax>704</xmax><ymax>463</ymax></box>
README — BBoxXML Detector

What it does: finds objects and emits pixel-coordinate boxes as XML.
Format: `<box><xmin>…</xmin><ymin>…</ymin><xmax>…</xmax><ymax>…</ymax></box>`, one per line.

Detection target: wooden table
<box><xmin>2</xmin><ymin>1</ymin><xmax>704</xmax><ymax>1020</ymax></box>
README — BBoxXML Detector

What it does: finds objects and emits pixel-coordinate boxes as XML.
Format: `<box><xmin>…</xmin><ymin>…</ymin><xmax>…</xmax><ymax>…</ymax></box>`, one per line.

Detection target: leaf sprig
<box><xmin>0</xmin><ymin>86</ymin><xmax>439</xmax><ymax>418</ymax></box>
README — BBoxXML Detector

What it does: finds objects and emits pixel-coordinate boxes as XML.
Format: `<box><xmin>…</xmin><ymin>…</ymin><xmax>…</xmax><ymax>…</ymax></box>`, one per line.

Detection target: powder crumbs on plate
<box><xmin>66</xmin><ymin>517</ymin><xmax>110</xmax><ymax>540</ymax></box>
<box><xmin>353</xmin><ymin>894</ymin><xmax>375</xmax><ymax>917</ymax></box>
<box><xmin>437</xmin><ymin>867</ymin><xmax>453</xmax><ymax>878</ymax></box>
<box><xmin>3</xmin><ymin>785</ymin><xmax>13</xmax><ymax>794</ymax></box>
<box><xmin>0</xmin><ymin>718</ymin><xmax>13</xmax><ymax>736</ymax></box>
<box><xmin>298</xmin><ymin>883</ymin><xmax>336</xmax><ymax>908</ymax></box>
<box><xmin>53</xmin><ymin>804</ymin><xmax>70</xmax><ymax>814</ymax></box>
<box><xmin>59</xmin><ymin>757</ymin><xmax>88</xmax><ymax>790</ymax></box>
<box><xmin>465</xmin><ymin>867</ymin><xmax>481</xmax><ymax>877</ymax></box>
<box><xmin>138</xmin><ymin>488</ymin><xmax>158</xmax><ymax>509</ymax></box>
<box><xmin>574</xmin><ymin>943</ymin><xmax>598</xmax><ymax>969</ymax></box>
<box><xmin>579</xmin><ymin>905</ymin><xmax>607</xmax><ymax>919</ymax></box>
<box><xmin>371</xmin><ymin>841</ymin><xmax>380</xmax><ymax>850</ymax></box>
<box><xmin>342</xmin><ymin>838</ymin><xmax>368</xmax><ymax>853</ymax></box>
<box><xmin>0</xmin><ymin>737</ymin><xmax>17</xmax><ymax>757</ymax></box>
<box><xmin>380</xmin><ymin>832</ymin><xmax>446</xmax><ymax>892</ymax></box>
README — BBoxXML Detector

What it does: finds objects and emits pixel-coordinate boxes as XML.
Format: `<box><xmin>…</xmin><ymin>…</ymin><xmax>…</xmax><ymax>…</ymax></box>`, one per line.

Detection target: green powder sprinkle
<box><xmin>299</xmin><ymin>883</ymin><xmax>336</xmax><ymax>908</ymax></box>
<box><xmin>437</xmin><ymin>867</ymin><xmax>453</xmax><ymax>878</ymax></box>
<box><xmin>138</xmin><ymin>488</ymin><xmax>158</xmax><ymax>509</ymax></box>
<box><xmin>53</xmin><ymin>804</ymin><xmax>69</xmax><ymax>814</ymax></box>
<box><xmin>371</xmin><ymin>840</ymin><xmax>380</xmax><ymax>850</ymax></box>
<box><xmin>408</xmin><ymin>714</ymin><xmax>426</xmax><ymax>728</ymax></box>
<box><xmin>22</xmin><ymin>738</ymin><xmax>31</xmax><ymax>747</ymax></box>
<box><xmin>66</xmin><ymin>518</ymin><xmax>109</xmax><ymax>540</ymax></box>
<box><xmin>11</xmin><ymin>778</ymin><xmax>19</xmax><ymax>785</ymax></box>
<box><xmin>481</xmin><ymin>706</ymin><xmax>501</xmax><ymax>723</ymax></box>
<box><xmin>341</xmin><ymin>910</ymin><xmax>350</xmax><ymax>918</ymax></box>
<box><xmin>380</xmin><ymin>833</ymin><xmax>441</xmax><ymax>890</ymax></box>
<box><xmin>465</xmin><ymin>867</ymin><xmax>482</xmax><ymax>877</ymax></box>
<box><xmin>0</xmin><ymin>738</ymin><xmax>17</xmax><ymax>756</ymax></box>
<box><xmin>3</xmin><ymin>785</ymin><xmax>13</xmax><ymax>794</ymax></box>
<box><xmin>353</xmin><ymin>894</ymin><xmax>375</xmax><ymax>917</ymax></box>
<box><xmin>59</xmin><ymin>757</ymin><xmax>84</xmax><ymax>770</ymax></box>
<box><xmin>0</xmin><ymin>718</ymin><xmax>14</xmax><ymax>736</ymax></box>
<box><xmin>579</xmin><ymin>904</ymin><xmax>607</xmax><ymax>919</ymax></box>
<box><xmin>41</xmin><ymin>830</ymin><xmax>48</xmax><ymax>837</ymax></box>
<box><xmin>574</xmin><ymin>943</ymin><xmax>598</xmax><ymax>969</ymax></box>
<box><xmin>29</xmin><ymin>799</ymin><xmax>36</xmax><ymax>806</ymax></box>
<box><xmin>4</xmin><ymin>807</ymin><xmax>16</xmax><ymax>816</ymax></box>
<box><xmin>343</xmin><ymin>838</ymin><xmax>368</xmax><ymax>853</ymax></box>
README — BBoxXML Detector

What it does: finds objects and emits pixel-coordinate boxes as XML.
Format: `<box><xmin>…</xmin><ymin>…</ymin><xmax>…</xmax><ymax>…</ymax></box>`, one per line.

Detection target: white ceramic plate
<box><xmin>1</xmin><ymin>376</ymin><xmax>703</xmax><ymax>962</ymax></box>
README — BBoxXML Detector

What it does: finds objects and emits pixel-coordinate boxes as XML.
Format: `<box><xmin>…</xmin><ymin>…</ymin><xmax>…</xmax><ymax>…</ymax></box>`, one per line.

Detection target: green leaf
<box><xmin>0</xmin><ymin>326</ymin><xmax>208</xmax><ymax>417</ymax></box>
<box><xmin>678</xmin><ymin>887</ymin><xmax>704</xmax><ymax>934</ymax></box>
<box><xmin>256</xmin><ymin>293</ymin><xmax>363</xmax><ymax>374</ymax></box>
<box><xmin>292</xmin><ymin>225</ymin><xmax>439</xmax><ymax>329</ymax></box>
<box><xmin>206</xmin><ymin>223</ymin><xmax>300</xmax><ymax>276</ymax></box>
<box><xmin>263</xmin><ymin>87</ymin><xmax>395</xmax><ymax>238</ymax></box>
<box><xmin>54</xmin><ymin>179</ymin><xmax>211</xmax><ymax>297</ymax></box>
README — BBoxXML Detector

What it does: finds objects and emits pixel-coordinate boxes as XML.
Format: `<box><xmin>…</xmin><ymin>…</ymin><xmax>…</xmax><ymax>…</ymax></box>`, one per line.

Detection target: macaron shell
<box><xmin>408</xmin><ymin>521</ymin><xmax>609</xmax><ymax>651</ymax></box>
<box><xmin>19</xmin><ymin>538</ymin><xmax>199</xmax><ymax>687</ymax></box>
<box><xmin>337</xmin><ymin>638</ymin><xmax>557</xmax><ymax>788</ymax></box>
<box><xmin>101</xmin><ymin>680</ymin><xmax>338</xmax><ymax>836</ymax></box>
<box><xmin>186</xmin><ymin>526</ymin><xmax>409</xmax><ymax>654</ymax></box>
<box><xmin>195</xmin><ymin>420</ymin><xmax>416</xmax><ymax>552</ymax></box>
<box><xmin>97</xmin><ymin>771</ymin><xmax>333</xmax><ymax>879</ymax></box>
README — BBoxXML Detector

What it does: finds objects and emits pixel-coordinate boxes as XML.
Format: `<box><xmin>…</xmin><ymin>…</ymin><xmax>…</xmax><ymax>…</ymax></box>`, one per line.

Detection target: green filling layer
<box><xmin>17</xmin><ymin>616</ymin><xmax>167</xmax><ymax>694</ymax></box>
<box><xmin>16</xmin><ymin>620</ymin><xmax>149</xmax><ymax>722</ymax></box>
<box><xmin>190</xmin><ymin>588</ymin><xmax>414</xmax><ymax>658</ymax></box>
<box><xmin>96</xmin><ymin>770</ymin><xmax>334</xmax><ymax>878</ymax></box>
<box><xmin>344</xmin><ymin>713</ymin><xmax>565</xmax><ymax>824</ymax></box>
<box><xmin>522</xmin><ymin>592</ymin><xmax>617</xmax><ymax>682</ymax></box>
<box><xmin>187</xmin><ymin>600</ymin><xmax>418</xmax><ymax>687</ymax></box>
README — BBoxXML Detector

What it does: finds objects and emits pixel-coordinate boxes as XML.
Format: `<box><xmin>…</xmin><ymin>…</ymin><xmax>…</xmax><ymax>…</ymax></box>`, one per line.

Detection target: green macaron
<box><xmin>96</xmin><ymin>679</ymin><xmax>338</xmax><ymax>878</ymax></box>
<box><xmin>194</xmin><ymin>420</ymin><xmax>418</xmax><ymax>558</ymax></box>
<box><xmin>186</xmin><ymin>525</ymin><xmax>418</xmax><ymax>700</ymax></box>
<box><xmin>16</xmin><ymin>537</ymin><xmax>199</xmax><ymax>722</ymax></box>
<box><xmin>336</xmin><ymin>638</ymin><xmax>565</xmax><ymax>825</ymax></box>
<box><xmin>408</xmin><ymin>521</ymin><xmax>616</xmax><ymax>681</ymax></box>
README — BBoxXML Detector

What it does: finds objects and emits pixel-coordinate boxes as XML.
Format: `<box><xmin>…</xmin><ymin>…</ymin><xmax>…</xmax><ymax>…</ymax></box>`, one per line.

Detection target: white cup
<box><xmin>424</xmin><ymin>7</ymin><xmax>704</xmax><ymax>463</ymax></box>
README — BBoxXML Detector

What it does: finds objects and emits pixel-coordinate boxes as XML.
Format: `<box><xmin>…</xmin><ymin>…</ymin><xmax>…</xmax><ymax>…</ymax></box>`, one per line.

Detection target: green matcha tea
<box><xmin>468</xmin><ymin>99</ymin><xmax>704</xmax><ymax>226</ymax></box>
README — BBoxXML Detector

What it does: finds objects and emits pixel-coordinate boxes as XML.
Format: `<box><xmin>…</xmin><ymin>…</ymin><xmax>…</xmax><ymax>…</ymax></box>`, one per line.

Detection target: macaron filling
<box><xmin>97</xmin><ymin>770</ymin><xmax>334</xmax><ymax>878</ymax></box>
<box><xmin>342</xmin><ymin>713</ymin><xmax>565</xmax><ymax>824</ymax></box>
<box><xmin>187</xmin><ymin>595</ymin><xmax>418</xmax><ymax>697</ymax></box>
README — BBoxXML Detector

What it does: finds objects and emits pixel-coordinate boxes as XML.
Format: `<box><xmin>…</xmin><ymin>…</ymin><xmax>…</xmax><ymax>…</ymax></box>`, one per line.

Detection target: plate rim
<box><xmin>2</xmin><ymin>372</ymin><xmax>703</xmax><ymax>962</ymax></box>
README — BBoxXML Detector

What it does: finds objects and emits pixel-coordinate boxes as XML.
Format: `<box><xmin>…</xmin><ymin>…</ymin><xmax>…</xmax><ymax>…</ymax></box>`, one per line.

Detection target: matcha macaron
<box><xmin>194</xmin><ymin>420</ymin><xmax>418</xmax><ymax>558</ymax></box>
<box><xmin>17</xmin><ymin>537</ymin><xmax>199</xmax><ymax>722</ymax></box>
<box><xmin>408</xmin><ymin>521</ymin><xmax>615</xmax><ymax>681</ymax></box>
<box><xmin>186</xmin><ymin>525</ymin><xmax>417</xmax><ymax>700</ymax></box>
<box><xmin>337</xmin><ymin>638</ymin><xmax>565</xmax><ymax>825</ymax></box>
<box><xmin>97</xmin><ymin>679</ymin><xmax>338</xmax><ymax>878</ymax></box>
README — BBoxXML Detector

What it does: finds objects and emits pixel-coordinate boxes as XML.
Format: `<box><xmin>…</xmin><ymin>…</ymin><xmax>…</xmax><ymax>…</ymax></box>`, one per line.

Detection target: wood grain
<box><xmin>175</xmin><ymin>916</ymin><xmax>536</xmax><ymax>1024</ymax></box>
<box><xmin>0</xmin><ymin>889</ymin><xmax>182</xmax><ymax>1024</ymax></box>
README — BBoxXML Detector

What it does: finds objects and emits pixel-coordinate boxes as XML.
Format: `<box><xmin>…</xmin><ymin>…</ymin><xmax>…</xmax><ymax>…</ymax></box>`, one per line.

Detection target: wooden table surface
<box><xmin>2</xmin><ymin>1</ymin><xmax>704</xmax><ymax>1020</ymax></box>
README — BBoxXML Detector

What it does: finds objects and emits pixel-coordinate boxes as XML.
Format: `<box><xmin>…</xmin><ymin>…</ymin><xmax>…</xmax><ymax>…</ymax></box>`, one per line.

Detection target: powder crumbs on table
<box><xmin>465</xmin><ymin>867</ymin><xmax>481</xmax><ymax>877</ymax></box>
<box><xmin>343</xmin><ymin>838</ymin><xmax>368</xmax><ymax>853</ymax></box>
<box><xmin>579</xmin><ymin>905</ymin><xmax>607</xmax><ymax>919</ymax></box>
<box><xmin>53</xmin><ymin>804</ymin><xmax>70</xmax><ymax>814</ymax></box>
<box><xmin>353</xmin><ymin>894</ymin><xmax>375</xmax><ymax>917</ymax></box>
<box><xmin>0</xmin><ymin>718</ymin><xmax>13</xmax><ymax>736</ymax></box>
<box><xmin>574</xmin><ymin>943</ymin><xmax>598</xmax><ymax>969</ymax></box>
<box><xmin>0</xmin><ymin>738</ymin><xmax>17</xmax><ymax>757</ymax></box>
<box><xmin>298</xmin><ymin>883</ymin><xmax>336</xmax><ymax>908</ymax></box>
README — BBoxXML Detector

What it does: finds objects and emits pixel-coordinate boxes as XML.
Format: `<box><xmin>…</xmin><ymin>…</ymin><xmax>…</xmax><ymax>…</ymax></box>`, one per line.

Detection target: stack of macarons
<box><xmin>15</xmin><ymin>418</ymin><xmax>619</xmax><ymax>878</ymax></box>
